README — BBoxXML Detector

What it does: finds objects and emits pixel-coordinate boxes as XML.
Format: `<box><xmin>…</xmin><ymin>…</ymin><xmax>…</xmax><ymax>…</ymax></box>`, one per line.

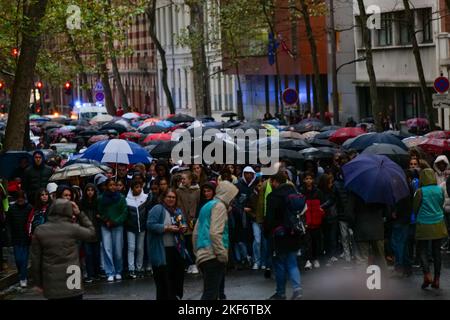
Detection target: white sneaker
<box><xmin>252</xmin><ymin>263</ymin><xmax>259</xmax><ymax>270</ymax></box>
<box><xmin>313</xmin><ymin>260</ymin><xmax>320</xmax><ymax>268</ymax></box>
<box><xmin>19</xmin><ymin>280</ymin><xmax>27</xmax><ymax>288</ymax></box>
<box><xmin>186</xmin><ymin>265</ymin><xmax>193</xmax><ymax>274</ymax></box>
<box><xmin>191</xmin><ymin>265</ymin><xmax>199</xmax><ymax>274</ymax></box>
<box><xmin>115</xmin><ymin>274</ymin><xmax>122</xmax><ymax>281</ymax></box>
<box><xmin>297</xmin><ymin>249</ymin><xmax>302</xmax><ymax>256</ymax></box>
<box><xmin>304</xmin><ymin>260</ymin><xmax>312</xmax><ymax>270</ymax></box>
<box><xmin>330</xmin><ymin>256</ymin><xmax>339</xmax><ymax>262</ymax></box>
<box><xmin>107</xmin><ymin>276</ymin><xmax>114</xmax><ymax>282</ymax></box>
<box><xmin>261</xmin><ymin>265</ymin><xmax>266</xmax><ymax>270</ymax></box>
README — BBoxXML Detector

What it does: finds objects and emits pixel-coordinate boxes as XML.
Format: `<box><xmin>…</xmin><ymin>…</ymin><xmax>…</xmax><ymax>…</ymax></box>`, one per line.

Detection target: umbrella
<box><xmin>406</xmin><ymin>117</ymin><xmax>429</xmax><ymax>129</ymax></box>
<box><xmin>293</xmin><ymin>119</ymin><xmax>325</xmax><ymax>133</ymax></box>
<box><xmin>156</xmin><ymin>120</ymin><xmax>175</xmax><ymax>128</ymax></box>
<box><xmin>81</xmin><ymin>139</ymin><xmax>152</xmax><ymax>164</ymax></box>
<box><xmin>222</xmin><ymin>120</ymin><xmax>241</xmax><ymax>128</ymax></box>
<box><xmin>425</xmin><ymin>131</ymin><xmax>450</xmax><ymax>139</ymax></box>
<box><xmin>280</xmin><ymin>131</ymin><xmax>304</xmax><ymax>139</ymax></box>
<box><xmin>277</xmin><ymin>149</ymin><xmax>305</xmax><ymax>160</ymax></box>
<box><xmin>143</xmin><ymin>117</ymin><xmax>161</xmax><ymax>124</ymax></box>
<box><xmin>222</xmin><ymin>112</ymin><xmax>238</xmax><ymax>118</ymax></box>
<box><xmin>329</xmin><ymin>127</ymin><xmax>365</xmax><ymax>144</ymax></box>
<box><xmin>88</xmin><ymin>135</ymin><xmax>109</xmax><ymax>145</ymax></box>
<box><xmin>122</xmin><ymin>112</ymin><xmax>141</xmax><ymax>120</ymax></box>
<box><xmin>402</xmin><ymin>136</ymin><xmax>428</xmax><ymax>148</ymax></box>
<box><xmin>203</xmin><ymin>121</ymin><xmax>224</xmax><ymax>129</ymax></box>
<box><xmin>299</xmin><ymin>147</ymin><xmax>335</xmax><ymax>160</ymax></box>
<box><xmin>59</xmin><ymin>125</ymin><xmax>77</xmax><ymax>132</ymax></box>
<box><xmin>142</xmin><ymin>133</ymin><xmax>172</xmax><ymax>144</ymax></box>
<box><xmin>29</xmin><ymin>115</ymin><xmax>50</xmax><ymax>122</ymax></box>
<box><xmin>79</xmin><ymin>130</ymin><xmax>102</xmax><ymax>138</ymax></box>
<box><xmin>42</xmin><ymin>122</ymin><xmax>63</xmax><ymax>130</ymax></box>
<box><xmin>139</xmin><ymin>125</ymin><xmax>168</xmax><ymax>134</ymax></box>
<box><xmin>361</xmin><ymin>143</ymin><xmax>410</xmax><ymax>167</ymax></box>
<box><xmin>342</xmin><ymin>154</ymin><xmax>410</xmax><ymax>205</ymax></box>
<box><xmin>0</xmin><ymin>151</ymin><xmax>32</xmax><ymax>179</ymax></box>
<box><xmin>114</xmin><ymin>119</ymin><xmax>131</xmax><ymax>129</ymax></box>
<box><xmin>320</xmin><ymin>125</ymin><xmax>342</xmax><ymax>132</ymax></box>
<box><xmin>417</xmin><ymin>138</ymin><xmax>450</xmax><ymax>155</ymax></box>
<box><xmin>384</xmin><ymin>130</ymin><xmax>414</xmax><ymax>140</ymax></box>
<box><xmin>63</xmin><ymin>158</ymin><xmax>112</xmax><ymax>172</ymax></box>
<box><xmin>315</xmin><ymin>130</ymin><xmax>336</xmax><ymax>140</ymax></box>
<box><xmin>148</xmin><ymin>141</ymin><xmax>179</xmax><ymax>159</ymax></box>
<box><xmin>308</xmin><ymin>138</ymin><xmax>340</xmax><ymax>148</ymax></box>
<box><xmin>301</xmin><ymin>131</ymin><xmax>320</xmax><ymax>140</ymax></box>
<box><xmin>342</xmin><ymin>132</ymin><xmax>408</xmax><ymax>152</ymax></box>
<box><xmin>119</xmin><ymin>132</ymin><xmax>142</xmax><ymax>142</ymax></box>
<box><xmin>197</xmin><ymin>115</ymin><xmax>215</xmax><ymax>122</ymax></box>
<box><xmin>49</xmin><ymin>163</ymin><xmax>112</xmax><ymax>181</ymax></box>
<box><xmin>90</xmin><ymin>114</ymin><xmax>113</xmax><ymax>124</ymax></box>
<box><xmin>278</xmin><ymin>139</ymin><xmax>311</xmax><ymax>151</ymax></box>
<box><xmin>101</xmin><ymin>123</ymin><xmax>128</xmax><ymax>134</ymax></box>
<box><xmin>168</xmin><ymin>113</ymin><xmax>195</xmax><ymax>124</ymax></box>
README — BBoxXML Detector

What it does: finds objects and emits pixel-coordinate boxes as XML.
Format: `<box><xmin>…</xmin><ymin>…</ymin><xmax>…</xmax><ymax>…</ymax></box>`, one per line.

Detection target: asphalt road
<box><xmin>6</xmin><ymin>256</ymin><xmax>450</xmax><ymax>300</ymax></box>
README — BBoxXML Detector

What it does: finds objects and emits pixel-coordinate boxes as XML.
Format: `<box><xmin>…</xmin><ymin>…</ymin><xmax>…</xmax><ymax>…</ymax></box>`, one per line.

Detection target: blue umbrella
<box><xmin>80</xmin><ymin>139</ymin><xmax>152</xmax><ymax>164</ymax></box>
<box><xmin>156</xmin><ymin>120</ymin><xmax>175</xmax><ymax>128</ymax></box>
<box><xmin>342</xmin><ymin>154</ymin><xmax>409</xmax><ymax>205</ymax></box>
<box><xmin>342</xmin><ymin>132</ymin><xmax>407</xmax><ymax>152</ymax></box>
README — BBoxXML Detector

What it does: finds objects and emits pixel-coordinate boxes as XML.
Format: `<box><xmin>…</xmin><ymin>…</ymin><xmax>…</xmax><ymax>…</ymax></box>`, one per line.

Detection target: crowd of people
<box><xmin>0</xmin><ymin>142</ymin><xmax>450</xmax><ymax>300</ymax></box>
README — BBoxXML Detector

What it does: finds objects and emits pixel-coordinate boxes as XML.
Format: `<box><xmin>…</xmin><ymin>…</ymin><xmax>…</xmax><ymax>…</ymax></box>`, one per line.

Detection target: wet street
<box><xmin>6</xmin><ymin>256</ymin><xmax>450</xmax><ymax>300</ymax></box>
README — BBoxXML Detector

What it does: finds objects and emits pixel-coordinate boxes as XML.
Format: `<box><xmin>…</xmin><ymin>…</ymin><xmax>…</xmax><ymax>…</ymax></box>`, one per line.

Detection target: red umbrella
<box><xmin>406</xmin><ymin>118</ymin><xmax>429</xmax><ymax>128</ymax></box>
<box><xmin>142</xmin><ymin>133</ymin><xmax>172</xmax><ymax>144</ymax></box>
<box><xmin>424</xmin><ymin>131</ymin><xmax>450</xmax><ymax>139</ymax></box>
<box><xmin>119</xmin><ymin>132</ymin><xmax>142</xmax><ymax>143</ymax></box>
<box><xmin>88</xmin><ymin>135</ymin><xmax>109</xmax><ymax>145</ymax></box>
<box><xmin>418</xmin><ymin>138</ymin><xmax>450</xmax><ymax>155</ymax></box>
<box><xmin>329</xmin><ymin>127</ymin><xmax>365</xmax><ymax>144</ymax></box>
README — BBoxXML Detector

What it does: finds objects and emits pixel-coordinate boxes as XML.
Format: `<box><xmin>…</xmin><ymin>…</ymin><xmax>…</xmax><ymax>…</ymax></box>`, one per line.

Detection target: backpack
<box><xmin>283</xmin><ymin>193</ymin><xmax>307</xmax><ymax>235</ymax></box>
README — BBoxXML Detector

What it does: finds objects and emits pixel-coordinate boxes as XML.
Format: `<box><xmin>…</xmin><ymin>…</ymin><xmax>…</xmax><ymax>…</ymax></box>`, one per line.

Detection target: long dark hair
<box><xmin>81</xmin><ymin>183</ymin><xmax>97</xmax><ymax>209</ymax></box>
<box><xmin>55</xmin><ymin>185</ymin><xmax>74</xmax><ymax>201</ymax></box>
<box><xmin>34</xmin><ymin>187</ymin><xmax>51</xmax><ymax>209</ymax></box>
<box><xmin>318</xmin><ymin>173</ymin><xmax>334</xmax><ymax>193</ymax></box>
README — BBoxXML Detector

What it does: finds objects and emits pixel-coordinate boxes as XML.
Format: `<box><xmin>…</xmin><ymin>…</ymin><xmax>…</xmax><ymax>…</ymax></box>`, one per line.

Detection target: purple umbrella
<box><xmin>342</xmin><ymin>154</ymin><xmax>409</xmax><ymax>205</ymax></box>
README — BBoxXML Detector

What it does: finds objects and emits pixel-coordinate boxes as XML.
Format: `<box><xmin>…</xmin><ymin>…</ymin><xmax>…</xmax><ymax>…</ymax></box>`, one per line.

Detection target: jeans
<box><xmin>13</xmin><ymin>245</ymin><xmax>29</xmax><ymax>281</ymax></box>
<box><xmin>273</xmin><ymin>251</ymin><xmax>301</xmax><ymax>296</ymax></box>
<box><xmin>153</xmin><ymin>247</ymin><xmax>185</xmax><ymax>300</ymax></box>
<box><xmin>252</xmin><ymin>222</ymin><xmax>268</xmax><ymax>267</ymax></box>
<box><xmin>83</xmin><ymin>242</ymin><xmax>101</xmax><ymax>278</ymax></box>
<box><xmin>127</xmin><ymin>231</ymin><xmax>145</xmax><ymax>272</ymax></box>
<box><xmin>390</xmin><ymin>223</ymin><xmax>409</xmax><ymax>269</ymax></box>
<box><xmin>234</xmin><ymin>242</ymin><xmax>249</xmax><ymax>263</ymax></box>
<box><xmin>323</xmin><ymin>221</ymin><xmax>338</xmax><ymax>258</ymax></box>
<box><xmin>417</xmin><ymin>239</ymin><xmax>442</xmax><ymax>276</ymax></box>
<box><xmin>199</xmin><ymin>258</ymin><xmax>226</xmax><ymax>300</ymax></box>
<box><xmin>101</xmin><ymin>225</ymin><xmax>124</xmax><ymax>276</ymax></box>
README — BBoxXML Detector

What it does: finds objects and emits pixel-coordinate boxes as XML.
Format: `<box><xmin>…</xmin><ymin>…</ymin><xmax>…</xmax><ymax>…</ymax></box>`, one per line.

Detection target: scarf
<box><xmin>102</xmin><ymin>191</ymin><xmax>121</xmax><ymax>206</ymax></box>
<box><xmin>162</xmin><ymin>203</ymin><xmax>190</xmax><ymax>263</ymax></box>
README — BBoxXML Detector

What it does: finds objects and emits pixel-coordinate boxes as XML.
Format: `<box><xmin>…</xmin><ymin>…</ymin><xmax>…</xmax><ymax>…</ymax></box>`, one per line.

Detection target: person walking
<box><xmin>147</xmin><ymin>189</ymin><xmax>188</xmax><ymax>300</ymax></box>
<box><xmin>414</xmin><ymin>168</ymin><xmax>448</xmax><ymax>289</ymax></box>
<box><xmin>264</xmin><ymin>172</ymin><xmax>304</xmax><ymax>300</ymax></box>
<box><xmin>7</xmin><ymin>191</ymin><xmax>32</xmax><ymax>288</ymax></box>
<box><xmin>193</xmin><ymin>181</ymin><xmax>239</xmax><ymax>300</ymax></box>
<box><xmin>23</xmin><ymin>151</ymin><xmax>53</xmax><ymax>206</ymax></box>
<box><xmin>26</xmin><ymin>188</ymin><xmax>51</xmax><ymax>238</ymax></box>
<box><xmin>98</xmin><ymin>179</ymin><xmax>128</xmax><ymax>282</ymax></box>
<box><xmin>31</xmin><ymin>198</ymin><xmax>96</xmax><ymax>300</ymax></box>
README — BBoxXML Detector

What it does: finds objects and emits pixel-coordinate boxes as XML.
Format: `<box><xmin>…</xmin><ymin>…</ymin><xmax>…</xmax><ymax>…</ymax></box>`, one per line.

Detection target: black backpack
<box><xmin>284</xmin><ymin>193</ymin><xmax>307</xmax><ymax>235</ymax></box>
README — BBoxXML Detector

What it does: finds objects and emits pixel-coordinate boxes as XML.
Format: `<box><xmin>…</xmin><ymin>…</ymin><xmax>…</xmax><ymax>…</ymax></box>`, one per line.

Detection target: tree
<box><xmin>356</xmin><ymin>0</ymin><xmax>382</xmax><ymax>132</ymax></box>
<box><xmin>403</xmin><ymin>0</ymin><xmax>435</xmax><ymax>130</ymax></box>
<box><xmin>145</xmin><ymin>0</ymin><xmax>175</xmax><ymax>114</ymax></box>
<box><xmin>4</xmin><ymin>0</ymin><xmax>49</xmax><ymax>151</ymax></box>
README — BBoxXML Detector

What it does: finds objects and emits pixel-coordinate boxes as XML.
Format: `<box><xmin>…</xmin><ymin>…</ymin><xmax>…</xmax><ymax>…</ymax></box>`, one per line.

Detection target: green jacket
<box><xmin>414</xmin><ymin>168</ymin><xmax>445</xmax><ymax>225</ymax></box>
<box><xmin>97</xmin><ymin>193</ymin><xmax>128</xmax><ymax>226</ymax></box>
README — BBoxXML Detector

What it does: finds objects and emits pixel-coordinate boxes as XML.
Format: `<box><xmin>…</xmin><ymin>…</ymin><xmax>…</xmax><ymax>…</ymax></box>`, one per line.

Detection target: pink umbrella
<box><xmin>418</xmin><ymin>138</ymin><xmax>450</xmax><ymax>155</ymax></box>
<box><xmin>142</xmin><ymin>133</ymin><xmax>172</xmax><ymax>144</ymax></box>
<box><xmin>424</xmin><ymin>131</ymin><xmax>450</xmax><ymax>139</ymax></box>
<box><xmin>406</xmin><ymin>118</ymin><xmax>429</xmax><ymax>129</ymax></box>
<box><xmin>88</xmin><ymin>135</ymin><xmax>109</xmax><ymax>145</ymax></box>
<box><xmin>329</xmin><ymin>127</ymin><xmax>365</xmax><ymax>144</ymax></box>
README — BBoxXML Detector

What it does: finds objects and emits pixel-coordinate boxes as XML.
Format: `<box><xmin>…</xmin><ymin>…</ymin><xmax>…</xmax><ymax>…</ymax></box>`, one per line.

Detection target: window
<box><xmin>378</xmin><ymin>13</ymin><xmax>392</xmax><ymax>46</ymax></box>
<box><xmin>398</xmin><ymin>11</ymin><xmax>411</xmax><ymax>45</ymax></box>
<box><xmin>421</xmin><ymin>8</ymin><xmax>432</xmax><ymax>43</ymax></box>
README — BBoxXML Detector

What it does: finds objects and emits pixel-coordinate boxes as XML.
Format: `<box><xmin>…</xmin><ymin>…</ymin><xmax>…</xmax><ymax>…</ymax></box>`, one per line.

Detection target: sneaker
<box><xmin>186</xmin><ymin>265</ymin><xmax>193</xmax><ymax>274</ymax></box>
<box><xmin>291</xmin><ymin>289</ymin><xmax>303</xmax><ymax>300</ymax></box>
<box><xmin>128</xmin><ymin>271</ymin><xmax>137</xmax><ymax>279</ymax></box>
<box><xmin>115</xmin><ymin>274</ymin><xmax>122</xmax><ymax>281</ymax></box>
<box><xmin>19</xmin><ymin>280</ymin><xmax>27</xmax><ymax>288</ymax></box>
<box><xmin>330</xmin><ymin>256</ymin><xmax>339</xmax><ymax>262</ymax></box>
<box><xmin>191</xmin><ymin>265</ymin><xmax>199</xmax><ymax>274</ymax></box>
<box><xmin>267</xmin><ymin>293</ymin><xmax>286</xmax><ymax>300</ymax></box>
<box><xmin>107</xmin><ymin>276</ymin><xmax>114</xmax><ymax>282</ymax></box>
<box><xmin>261</xmin><ymin>265</ymin><xmax>266</xmax><ymax>270</ymax></box>
<box><xmin>252</xmin><ymin>263</ymin><xmax>259</xmax><ymax>270</ymax></box>
<box><xmin>304</xmin><ymin>260</ymin><xmax>312</xmax><ymax>270</ymax></box>
<box><xmin>313</xmin><ymin>260</ymin><xmax>320</xmax><ymax>268</ymax></box>
<box><xmin>297</xmin><ymin>249</ymin><xmax>302</xmax><ymax>256</ymax></box>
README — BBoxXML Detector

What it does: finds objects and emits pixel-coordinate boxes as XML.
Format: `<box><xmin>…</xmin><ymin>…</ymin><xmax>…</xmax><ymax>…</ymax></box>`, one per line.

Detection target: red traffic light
<box><xmin>0</xmin><ymin>82</ymin><xmax>4</xmax><ymax>90</ymax></box>
<box><xmin>65</xmin><ymin>81</ymin><xmax>71</xmax><ymax>89</ymax></box>
<box><xmin>36</xmin><ymin>81</ymin><xmax>43</xmax><ymax>89</ymax></box>
<box><xmin>11</xmin><ymin>48</ymin><xmax>19</xmax><ymax>57</ymax></box>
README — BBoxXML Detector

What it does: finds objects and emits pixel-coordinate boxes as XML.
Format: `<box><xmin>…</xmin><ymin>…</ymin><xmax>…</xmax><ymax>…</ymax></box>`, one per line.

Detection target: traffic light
<box><xmin>64</xmin><ymin>81</ymin><xmax>72</xmax><ymax>95</ymax></box>
<box><xmin>36</xmin><ymin>81</ymin><xmax>43</xmax><ymax>90</ymax></box>
<box><xmin>0</xmin><ymin>82</ymin><xmax>4</xmax><ymax>91</ymax></box>
<box><xmin>11</xmin><ymin>47</ymin><xmax>19</xmax><ymax>57</ymax></box>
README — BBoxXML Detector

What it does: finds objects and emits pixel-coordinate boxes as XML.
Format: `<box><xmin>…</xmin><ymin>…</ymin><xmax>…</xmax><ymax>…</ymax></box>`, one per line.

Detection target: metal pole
<box><xmin>329</xmin><ymin>0</ymin><xmax>339</xmax><ymax>125</ymax></box>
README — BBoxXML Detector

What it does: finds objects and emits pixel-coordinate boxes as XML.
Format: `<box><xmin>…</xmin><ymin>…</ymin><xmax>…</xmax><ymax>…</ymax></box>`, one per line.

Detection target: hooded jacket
<box><xmin>413</xmin><ymin>168</ymin><xmax>445</xmax><ymax>225</ymax></box>
<box><xmin>23</xmin><ymin>151</ymin><xmax>53</xmax><ymax>202</ymax></box>
<box><xmin>433</xmin><ymin>155</ymin><xmax>450</xmax><ymax>185</ymax></box>
<box><xmin>31</xmin><ymin>199</ymin><xmax>96</xmax><ymax>299</ymax></box>
<box><xmin>235</xmin><ymin>166</ymin><xmax>256</xmax><ymax>208</ymax></box>
<box><xmin>125</xmin><ymin>189</ymin><xmax>151</xmax><ymax>233</ymax></box>
<box><xmin>193</xmin><ymin>181</ymin><xmax>239</xmax><ymax>266</ymax></box>
<box><xmin>7</xmin><ymin>201</ymin><xmax>33</xmax><ymax>245</ymax></box>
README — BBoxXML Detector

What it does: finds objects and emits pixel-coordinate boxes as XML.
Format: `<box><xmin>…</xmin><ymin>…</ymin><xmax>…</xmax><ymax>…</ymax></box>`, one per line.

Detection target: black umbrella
<box><xmin>320</xmin><ymin>125</ymin><xmax>342</xmax><ymax>132</ymax></box>
<box><xmin>278</xmin><ymin>139</ymin><xmax>311</xmax><ymax>151</ymax></box>
<box><xmin>299</xmin><ymin>147</ymin><xmax>335</xmax><ymax>160</ymax></box>
<box><xmin>78</xmin><ymin>130</ymin><xmax>102</xmax><ymax>137</ymax></box>
<box><xmin>222</xmin><ymin>112</ymin><xmax>238</xmax><ymax>118</ymax></box>
<box><xmin>308</xmin><ymin>138</ymin><xmax>340</xmax><ymax>148</ymax></box>
<box><xmin>361</xmin><ymin>143</ymin><xmax>410</xmax><ymax>167</ymax></box>
<box><xmin>315</xmin><ymin>130</ymin><xmax>337</xmax><ymax>140</ymax></box>
<box><xmin>343</xmin><ymin>132</ymin><xmax>407</xmax><ymax>152</ymax></box>
<box><xmin>100</xmin><ymin>123</ymin><xmax>128</xmax><ymax>133</ymax></box>
<box><xmin>222</xmin><ymin>120</ymin><xmax>241</xmax><ymax>128</ymax></box>
<box><xmin>196</xmin><ymin>115</ymin><xmax>215</xmax><ymax>122</ymax></box>
<box><xmin>148</xmin><ymin>141</ymin><xmax>179</xmax><ymax>159</ymax></box>
<box><xmin>42</xmin><ymin>122</ymin><xmax>63</xmax><ymax>130</ymax></box>
<box><xmin>293</xmin><ymin>119</ymin><xmax>325</xmax><ymax>133</ymax></box>
<box><xmin>168</xmin><ymin>113</ymin><xmax>195</xmax><ymax>124</ymax></box>
<box><xmin>140</xmin><ymin>125</ymin><xmax>167</xmax><ymax>134</ymax></box>
<box><xmin>277</xmin><ymin>149</ymin><xmax>305</xmax><ymax>160</ymax></box>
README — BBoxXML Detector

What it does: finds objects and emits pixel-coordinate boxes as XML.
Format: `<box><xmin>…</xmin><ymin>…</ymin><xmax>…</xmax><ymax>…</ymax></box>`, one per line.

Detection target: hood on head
<box><xmin>48</xmin><ymin>198</ymin><xmax>73</xmax><ymax>220</ymax></box>
<box><xmin>242</xmin><ymin>166</ymin><xmax>256</xmax><ymax>187</ymax></box>
<box><xmin>215</xmin><ymin>181</ymin><xmax>239</xmax><ymax>207</ymax></box>
<box><xmin>433</xmin><ymin>155</ymin><xmax>450</xmax><ymax>173</ymax></box>
<box><xmin>32</xmin><ymin>150</ymin><xmax>45</xmax><ymax>168</ymax></box>
<box><xmin>420</xmin><ymin>168</ymin><xmax>438</xmax><ymax>187</ymax></box>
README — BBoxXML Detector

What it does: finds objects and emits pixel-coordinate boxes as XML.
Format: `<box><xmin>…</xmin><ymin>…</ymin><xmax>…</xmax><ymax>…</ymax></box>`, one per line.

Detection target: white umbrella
<box><xmin>90</xmin><ymin>114</ymin><xmax>113</xmax><ymax>124</ymax></box>
<box><xmin>49</xmin><ymin>163</ymin><xmax>111</xmax><ymax>181</ymax></box>
<box><xmin>122</xmin><ymin>112</ymin><xmax>140</xmax><ymax>120</ymax></box>
<box><xmin>280</xmin><ymin>131</ymin><xmax>303</xmax><ymax>139</ymax></box>
<box><xmin>301</xmin><ymin>131</ymin><xmax>320</xmax><ymax>140</ymax></box>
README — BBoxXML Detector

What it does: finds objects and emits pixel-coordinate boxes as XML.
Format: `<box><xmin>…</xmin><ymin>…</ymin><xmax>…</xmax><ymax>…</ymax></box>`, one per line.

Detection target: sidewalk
<box><xmin>0</xmin><ymin>247</ymin><xmax>19</xmax><ymax>293</ymax></box>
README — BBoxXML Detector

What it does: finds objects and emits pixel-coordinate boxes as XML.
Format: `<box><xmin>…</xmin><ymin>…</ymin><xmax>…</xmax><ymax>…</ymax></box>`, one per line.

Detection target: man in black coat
<box><xmin>264</xmin><ymin>171</ymin><xmax>303</xmax><ymax>300</ymax></box>
<box><xmin>23</xmin><ymin>150</ymin><xmax>53</xmax><ymax>205</ymax></box>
